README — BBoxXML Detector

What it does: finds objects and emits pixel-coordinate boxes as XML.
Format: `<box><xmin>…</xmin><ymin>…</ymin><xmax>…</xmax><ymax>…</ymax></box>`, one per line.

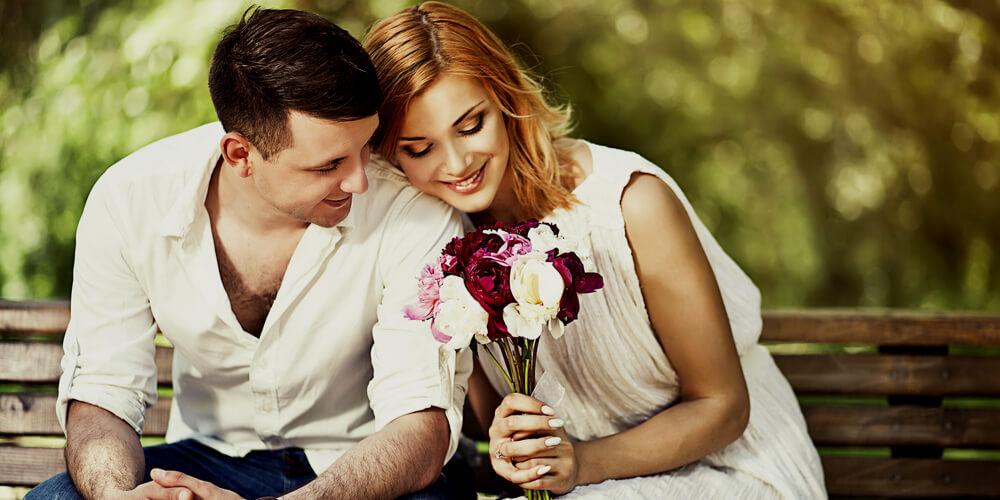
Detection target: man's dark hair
<box><xmin>209</xmin><ymin>8</ymin><xmax>381</xmax><ymax>159</ymax></box>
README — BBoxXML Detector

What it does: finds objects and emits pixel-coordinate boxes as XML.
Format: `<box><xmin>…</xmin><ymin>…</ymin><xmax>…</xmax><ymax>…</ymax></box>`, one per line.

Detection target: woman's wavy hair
<box><xmin>363</xmin><ymin>1</ymin><xmax>578</xmax><ymax>219</ymax></box>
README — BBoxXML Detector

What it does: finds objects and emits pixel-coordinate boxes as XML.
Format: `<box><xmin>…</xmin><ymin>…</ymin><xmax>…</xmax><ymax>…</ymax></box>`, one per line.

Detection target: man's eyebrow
<box><xmin>398</xmin><ymin>100</ymin><xmax>486</xmax><ymax>142</ymax></box>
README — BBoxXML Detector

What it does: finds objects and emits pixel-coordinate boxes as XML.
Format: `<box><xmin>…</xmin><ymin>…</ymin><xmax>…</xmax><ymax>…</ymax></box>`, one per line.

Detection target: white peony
<box><xmin>435</xmin><ymin>276</ymin><xmax>490</xmax><ymax>349</ymax></box>
<box><xmin>503</xmin><ymin>303</ymin><xmax>565</xmax><ymax>340</ymax></box>
<box><xmin>504</xmin><ymin>252</ymin><xmax>565</xmax><ymax>339</ymax></box>
<box><xmin>527</xmin><ymin>224</ymin><xmax>562</xmax><ymax>252</ymax></box>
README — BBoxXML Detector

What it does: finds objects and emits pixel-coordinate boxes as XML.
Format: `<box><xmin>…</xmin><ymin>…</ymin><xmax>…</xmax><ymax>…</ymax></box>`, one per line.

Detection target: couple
<box><xmin>30</xmin><ymin>3</ymin><xmax>825</xmax><ymax>499</ymax></box>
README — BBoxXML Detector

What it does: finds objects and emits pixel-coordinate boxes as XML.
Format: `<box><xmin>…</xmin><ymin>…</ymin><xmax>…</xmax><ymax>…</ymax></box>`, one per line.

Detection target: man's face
<box><xmin>250</xmin><ymin>111</ymin><xmax>378</xmax><ymax>228</ymax></box>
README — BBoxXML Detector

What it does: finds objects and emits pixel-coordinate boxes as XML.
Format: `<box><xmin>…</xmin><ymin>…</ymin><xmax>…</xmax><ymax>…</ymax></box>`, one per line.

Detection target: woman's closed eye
<box><xmin>458</xmin><ymin>111</ymin><xmax>485</xmax><ymax>136</ymax></box>
<box><xmin>399</xmin><ymin>111</ymin><xmax>486</xmax><ymax>159</ymax></box>
<box><xmin>402</xmin><ymin>144</ymin><xmax>433</xmax><ymax>159</ymax></box>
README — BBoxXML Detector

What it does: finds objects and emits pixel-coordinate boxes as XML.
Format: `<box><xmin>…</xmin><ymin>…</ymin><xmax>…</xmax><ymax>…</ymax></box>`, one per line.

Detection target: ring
<box><xmin>494</xmin><ymin>439</ymin><xmax>509</xmax><ymax>461</ymax></box>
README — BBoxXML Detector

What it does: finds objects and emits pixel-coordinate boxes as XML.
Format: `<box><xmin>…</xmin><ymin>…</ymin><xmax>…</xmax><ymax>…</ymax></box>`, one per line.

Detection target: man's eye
<box><xmin>318</xmin><ymin>161</ymin><xmax>342</xmax><ymax>172</ymax></box>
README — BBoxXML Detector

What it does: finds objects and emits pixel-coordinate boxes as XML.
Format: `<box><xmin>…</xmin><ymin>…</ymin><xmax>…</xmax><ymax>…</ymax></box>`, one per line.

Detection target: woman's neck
<box><xmin>482</xmin><ymin>168</ymin><xmax>523</xmax><ymax>223</ymax></box>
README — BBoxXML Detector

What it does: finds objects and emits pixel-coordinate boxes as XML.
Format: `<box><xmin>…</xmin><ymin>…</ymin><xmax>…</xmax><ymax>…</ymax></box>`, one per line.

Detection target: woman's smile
<box><xmin>442</xmin><ymin>163</ymin><xmax>487</xmax><ymax>194</ymax></box>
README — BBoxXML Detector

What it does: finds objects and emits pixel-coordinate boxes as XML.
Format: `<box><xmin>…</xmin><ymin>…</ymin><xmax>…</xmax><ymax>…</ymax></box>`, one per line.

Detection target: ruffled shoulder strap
<box><xmin>578</xmin><ymin>142</ymin><xmax>764</xmax><ymax>353</ymax></box>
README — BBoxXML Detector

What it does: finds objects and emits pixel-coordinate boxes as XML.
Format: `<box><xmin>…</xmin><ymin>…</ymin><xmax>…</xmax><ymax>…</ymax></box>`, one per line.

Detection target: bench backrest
<box><xmin>2</xmin><ymin>301</ymin><xmax>999</xmax><ymax>496</ymax></box>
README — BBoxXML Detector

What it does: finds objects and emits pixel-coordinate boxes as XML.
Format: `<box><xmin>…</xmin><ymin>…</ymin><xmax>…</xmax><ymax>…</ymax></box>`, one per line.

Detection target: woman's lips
<box><xmin>443</xmin><ymin>164</ymin><xmax>486</xmax><ymax>194</ymax></box>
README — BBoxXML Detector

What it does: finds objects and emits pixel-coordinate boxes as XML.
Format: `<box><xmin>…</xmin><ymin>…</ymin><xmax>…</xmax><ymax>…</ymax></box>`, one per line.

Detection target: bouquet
<box><xmin>404</xmin><ymin>219</ymin><xmax>604</xmax><ymax>500</ymax></box>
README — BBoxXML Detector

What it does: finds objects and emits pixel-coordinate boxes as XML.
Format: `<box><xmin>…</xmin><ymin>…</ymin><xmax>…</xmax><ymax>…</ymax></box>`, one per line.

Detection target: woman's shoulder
<box><xmin>577</xmin><ymin>141</ymin><xmax>671</xmax><ymax>186</ymax></box>
<box><xmin>571</xmin><ymin>140</ymin><xmax>678</xmax><ymax>204</ymax></box>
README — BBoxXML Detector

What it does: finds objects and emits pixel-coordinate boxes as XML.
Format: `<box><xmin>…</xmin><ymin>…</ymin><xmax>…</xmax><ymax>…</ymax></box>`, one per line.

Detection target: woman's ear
<box><xmin>220</xmin><ymin>132</ymin><xmax>254</xmax><ymax>178</ymax></box>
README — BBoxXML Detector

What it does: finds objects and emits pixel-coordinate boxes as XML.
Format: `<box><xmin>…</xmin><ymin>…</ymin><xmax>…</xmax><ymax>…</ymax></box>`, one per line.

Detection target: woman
<box><xmin>363</xmin><ymin>3</ymin><xmax>826</xmax><ymax>498</ymax></box>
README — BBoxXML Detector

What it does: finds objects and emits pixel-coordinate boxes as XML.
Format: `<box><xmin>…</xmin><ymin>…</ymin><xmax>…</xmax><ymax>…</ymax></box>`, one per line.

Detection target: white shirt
<box><xmin>56</xmin><ymin>122</ymin><xmax>472</xmax><ymax>474</ymax></box>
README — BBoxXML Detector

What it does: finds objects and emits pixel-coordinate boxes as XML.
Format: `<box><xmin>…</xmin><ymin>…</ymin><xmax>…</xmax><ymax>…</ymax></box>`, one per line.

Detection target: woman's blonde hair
<box><xmin>363</xmin><ymin>1</ymin><xmax>577</xmax><ymax>219</ymax></box>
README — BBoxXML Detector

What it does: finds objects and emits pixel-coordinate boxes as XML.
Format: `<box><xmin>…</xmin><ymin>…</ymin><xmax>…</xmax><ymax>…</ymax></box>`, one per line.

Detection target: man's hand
<box><xmin>150</xmin><ymin>469</ymin><xmax>243</xmax><ymax>500</ymax></box>
<box><xmin>117</xmin><ymin>480</ymin><xmax>195</xmax><ymax>500</ymax></box>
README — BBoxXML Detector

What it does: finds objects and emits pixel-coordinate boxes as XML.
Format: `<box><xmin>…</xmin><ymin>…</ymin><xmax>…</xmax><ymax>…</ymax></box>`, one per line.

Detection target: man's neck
<box><xmin>208</xmin><ymin>158</ymin><xmax>308</xmax><ymax>236</ymax></box>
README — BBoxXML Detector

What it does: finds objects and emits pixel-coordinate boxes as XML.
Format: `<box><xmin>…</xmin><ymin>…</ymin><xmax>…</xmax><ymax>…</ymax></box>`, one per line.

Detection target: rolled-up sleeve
<box><xmin>56</xmin><ymin>179</ymin><xmax>158</xmax><ymax>435</ymax></box>
<box><xmin>368</xmin><ymin>193</ymin><xmax>472</xmax><ymax>464</ymax></box>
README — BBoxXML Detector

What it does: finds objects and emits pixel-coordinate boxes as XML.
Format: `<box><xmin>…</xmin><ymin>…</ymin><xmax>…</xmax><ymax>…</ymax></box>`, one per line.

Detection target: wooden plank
<box><xmin>5</xmin><ymin>450</ymin><xmax>1000</xmax><ymax>493</ymax></box>
<box><xmin>0</xmin><ymin>446</ymin><xmax>63</xmax><ymax>486</ymax></box>
<box><xmin>823</xmin><ymin>456</ymin><xmax>1000</xmax><ymax>497</ymax></box>
<box><xmin>774</xmin><ymin>354</ymin><xmax>1000</xmax><ymax>396</ymax></box>
<box><xmin>802</xmin><ymin>405</ymin><xmax>1000</xmax><ymax>448</ymax></box>
<box><xmin>0</xmin><ymin>342</ymin><xmax>173</xmax><ymax>384</ymax></box>
<box><xmin>6</xmin><ymin>302</ymin><xmax>1000</xmax><ymax>345</ymax></box>
<box><xmin>763</xmin><ymin>309</ymin><xmax>1000</xmax><ymax>346</ymax></box>
<box><xmin>0</xmin><ymin>395</ymin><xmax>172</xmax><ymax>436</ymax></box>
<box><xmin>0</xmin><ymin>300</ymin><xmax>70</xmax><ymax>337</ymax></box>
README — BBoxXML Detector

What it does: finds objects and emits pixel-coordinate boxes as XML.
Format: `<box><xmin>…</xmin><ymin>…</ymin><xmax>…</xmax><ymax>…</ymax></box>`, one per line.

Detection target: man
<box><xmin>27</xmin><ymin>8</ymin><xmax>472</xmax><ymax>499</ymax></box>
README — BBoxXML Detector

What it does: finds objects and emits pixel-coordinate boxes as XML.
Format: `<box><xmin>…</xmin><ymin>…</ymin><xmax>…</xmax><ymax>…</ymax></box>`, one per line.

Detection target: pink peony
<box><xmin>402</xmin><ymin>263</ymin><xmax>444</xmax><ymax>321</ymax></box>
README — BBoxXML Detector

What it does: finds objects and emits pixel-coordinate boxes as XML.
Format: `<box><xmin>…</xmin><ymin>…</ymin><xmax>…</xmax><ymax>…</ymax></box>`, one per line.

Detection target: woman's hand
<box><xmin>488</xmin><ymin>393</ymin><xmax>581</xmax><ymax>495</ymax></box>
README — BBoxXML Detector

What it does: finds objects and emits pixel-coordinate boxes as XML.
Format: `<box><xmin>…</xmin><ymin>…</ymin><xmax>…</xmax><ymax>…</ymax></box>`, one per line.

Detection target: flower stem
<box><xmin>530</xmin><ymin>337</ymin><xmax>541</xmax><ymax>392</ymax></box>
<box><xmin>483</xmin><ymin>343</ymin><xmax>515</xmax><ymax>393</ymax></box>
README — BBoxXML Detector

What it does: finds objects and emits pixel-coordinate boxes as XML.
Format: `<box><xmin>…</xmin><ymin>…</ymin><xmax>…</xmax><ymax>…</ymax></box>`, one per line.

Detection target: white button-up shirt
<box><xmin>56</xmin><ymin>122</ymin><xmax>472</xmax><ymax>473</ymax></box>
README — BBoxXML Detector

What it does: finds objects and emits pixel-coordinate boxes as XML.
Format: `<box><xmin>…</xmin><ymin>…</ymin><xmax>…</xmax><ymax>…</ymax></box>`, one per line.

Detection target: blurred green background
<box><xmin>0</xmin><ymin>0</ymin><xmax>997</xmax><ymax>310</ymax></box>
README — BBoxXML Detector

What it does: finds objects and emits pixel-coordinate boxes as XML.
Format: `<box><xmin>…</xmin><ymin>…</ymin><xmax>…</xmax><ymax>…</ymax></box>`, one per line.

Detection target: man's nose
<box><xmin>340</xmin><ymin>156</ymin><xmax>368</xmax><ymax>194</ymax></box>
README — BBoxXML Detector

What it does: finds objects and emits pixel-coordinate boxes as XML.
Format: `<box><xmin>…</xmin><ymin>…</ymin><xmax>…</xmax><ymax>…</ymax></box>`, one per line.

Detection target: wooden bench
<box><xmin>2</xmin><ymin>300</ymin><xmax>999</xmax><ymax>498</ymax></box>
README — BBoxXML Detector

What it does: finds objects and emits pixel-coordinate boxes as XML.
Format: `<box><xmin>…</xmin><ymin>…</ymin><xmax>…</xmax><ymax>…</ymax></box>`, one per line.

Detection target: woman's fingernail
<box><xmin>545</xmin><ymin>436</ymin><xmax>562</xmax><ymax>447</ymax></box>
<box><xmin>151</xmin><ymin>468</ymin><xmax>162</xmax><ymax>479</ymax></box>
<box><xmin>541</xmin><ymin>405</ymin><xmax>555</xmax><ymax>415</ymax></box>
<box><xmin>538</xmin><ymin>465</ymin><xmax>552</xmax><ymax>475</ymax></box>
<box><xmin>549</xmin><ymin>418</ymin><xmax>565</xmax><ymax>428</ymax></box>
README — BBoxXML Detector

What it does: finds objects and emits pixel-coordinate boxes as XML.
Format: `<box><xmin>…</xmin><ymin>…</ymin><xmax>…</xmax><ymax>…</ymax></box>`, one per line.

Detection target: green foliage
<box><xmin>1</xmin><ymin>0</ymin><xmax>998</xmax><ymax>309</ymax></box>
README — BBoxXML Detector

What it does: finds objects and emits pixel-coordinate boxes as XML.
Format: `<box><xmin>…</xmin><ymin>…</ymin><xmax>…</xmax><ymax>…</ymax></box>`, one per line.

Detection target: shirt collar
<box><xmin>158</xmin><ymin>125</ymin><xmax>223</xmax><ymax>240</ymax></box>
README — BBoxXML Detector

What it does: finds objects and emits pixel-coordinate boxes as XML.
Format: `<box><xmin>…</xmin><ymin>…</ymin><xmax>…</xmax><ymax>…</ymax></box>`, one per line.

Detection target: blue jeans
<box><xmin>26</xmin><ymin>439</ymin><xmax>471</xmax><ymax>499</ymax></box>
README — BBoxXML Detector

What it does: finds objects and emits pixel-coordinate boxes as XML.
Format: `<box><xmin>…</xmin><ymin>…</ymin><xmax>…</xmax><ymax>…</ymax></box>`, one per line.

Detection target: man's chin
<box><xmin>309</xmin><ymin>205</ymin><xmax>352</xmax><ymax>228</ymax></box>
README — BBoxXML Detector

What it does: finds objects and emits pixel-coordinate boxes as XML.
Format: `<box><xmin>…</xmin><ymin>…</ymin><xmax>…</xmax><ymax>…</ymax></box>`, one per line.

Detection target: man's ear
<box><xmin>220</xmin><ymin>132</ymin><xmax>254</xmax><ymax>178</ymax></box>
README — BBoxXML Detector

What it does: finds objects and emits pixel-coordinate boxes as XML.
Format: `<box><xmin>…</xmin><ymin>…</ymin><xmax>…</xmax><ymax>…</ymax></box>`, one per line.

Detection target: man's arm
<box><xmin>302</xmin><ymin>190</ymin><xmax>468</xmax><ymax>498</ymax></box>
<box><xmin>284</xmin><ymin>409</ymin><xmax>449</xmax><ymax>499</ymax></box>
<box><xmin>57</xmin><ymin>176</ymin><xmax>161</xmax><ymax>497</ymax></box>
<box><xmin>65</xmin><ymin>400</ymin><xmax>145</xmax><ymax>497</ymax></box>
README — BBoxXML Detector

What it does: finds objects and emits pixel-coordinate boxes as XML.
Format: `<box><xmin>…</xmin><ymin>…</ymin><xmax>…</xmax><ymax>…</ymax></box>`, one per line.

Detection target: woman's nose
<box><xmin>441</xmin><ymin>141</ymin><xmax>471</xmax><ymax>178</ymax></box>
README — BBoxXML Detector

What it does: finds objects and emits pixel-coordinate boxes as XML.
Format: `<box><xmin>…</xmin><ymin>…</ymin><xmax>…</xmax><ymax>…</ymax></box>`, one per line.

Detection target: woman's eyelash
<box><xmin>403</xmin><ymin>145</ymin><xmax>432</xmax><ymax>159</ymax></box>
<box><xmin>459</xmin><ymin>112</ymin><xmax>485</xmax><ymax>136</ymax></box>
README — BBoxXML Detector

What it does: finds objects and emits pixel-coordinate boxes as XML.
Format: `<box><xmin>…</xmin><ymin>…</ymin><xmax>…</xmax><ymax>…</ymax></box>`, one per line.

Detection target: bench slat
<box><xmin>4</xmin><ymin>449</ymin><xmax>999</xmax><ymax>494</ymax></box>
<box><xmin>9</xmin><ymin>301</ymin><xmax>1000</xmax><ymax>346</ymax></box>
<box><xmin>0</xmin><ymin>301</ymin><xmax>70</xmax><ymax>337</ymax></box>
<box><xmin>774</xmin><ymin>354</ymin><xmax>1000</xmax><ymax>396</ymax></box>
<box><xmin>0</xmin><ymin>395</ymin><xmax>171</xmax><ymax>436</ymax></box>
<box><xmin>0</xmin><ymin>342</ymin><xmax>172</xmax><ymax>384</ymax></box>
<box><xmin>0</xmin><ymin>446</ymin><xmax>63</xmax><ymax>487</ymax></box>
<box><xmin>802</xmin><ymin>405</ymin><xmax>1000</xmax><ymax>448</ymax></box>
<box><xmin>823</xmin><ymin>456</ymin><xmax>1000</xmax><ymax>497</ymax></box>
<box><xmin>8</xmin><ymin>396</ymin><xmax>1000</xmax><ymax>450</ymax></box>
<box><xmin>762</xmin><ymin>309</ymin><xmax>1000</xmax><ymax>346</ymax></box>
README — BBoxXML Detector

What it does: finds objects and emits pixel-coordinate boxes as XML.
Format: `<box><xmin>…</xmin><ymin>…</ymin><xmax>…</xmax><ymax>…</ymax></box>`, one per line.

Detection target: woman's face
<box><xmin>393</xmin><ymin>74</ymin><xmax>510</xmax><ymax>213</ymax></box>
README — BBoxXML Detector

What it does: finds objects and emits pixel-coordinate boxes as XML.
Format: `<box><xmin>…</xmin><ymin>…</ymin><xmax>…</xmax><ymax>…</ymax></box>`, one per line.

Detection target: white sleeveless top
<box><xmin>479</xmin><ymin>142</ymin><xmax>827</xmax><ymax>499</ymax></box>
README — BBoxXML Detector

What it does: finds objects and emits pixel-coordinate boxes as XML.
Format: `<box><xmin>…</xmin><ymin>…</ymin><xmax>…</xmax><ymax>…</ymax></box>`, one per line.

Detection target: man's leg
<box><xmin>142</xmin><ymin>439</ymin><xmax>315</xmax><ymax>498</ymax></box>
<box><xmin>24</xmin><ymin>472</ymin><xmax>82</xmax><ymax>500</ymax></box>
<box><xmin>396</xmin><ymin>453</ymin><xmax>477</xmax><ymax>500</ymax></box>
<box><xmin>24</xmin><ymin>440</ymin><xmax>317</xmax><ymax>500</ymax></box>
